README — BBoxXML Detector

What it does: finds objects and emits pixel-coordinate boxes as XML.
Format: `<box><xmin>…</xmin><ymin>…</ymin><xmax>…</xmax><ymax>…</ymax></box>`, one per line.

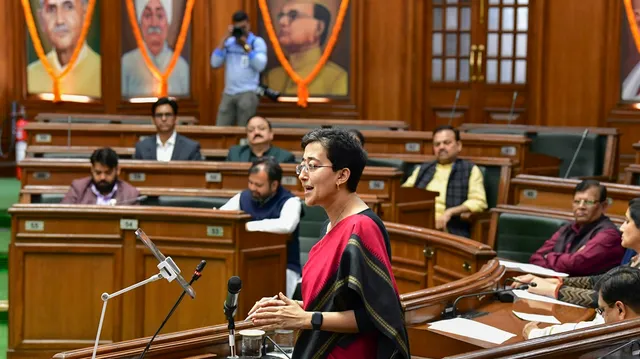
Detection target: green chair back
<box><xmin>494</xmin><ymin>212</ymin><xmax>568</xmax><ymax>263</ymax></box>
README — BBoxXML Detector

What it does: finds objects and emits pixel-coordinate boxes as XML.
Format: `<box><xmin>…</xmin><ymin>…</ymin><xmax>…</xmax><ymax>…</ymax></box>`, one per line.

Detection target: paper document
<box><xmin>512</xmin><ymin>289</ymin><xmax>585</xmax><ymax>308</ymax></box>
<box><xmin>499</xmin><ymin>260</ymin><xmax>569</xmax><ymax>277</ymax></box>
<box><xmin>512</xmin><ymin>310</ymin><xmax>561</xmax><ymax>324</ymax></box>
<box><xmin>428</xmin><ymin>318</ymin><xmax>516</xmax><ymax>345</ymax></box>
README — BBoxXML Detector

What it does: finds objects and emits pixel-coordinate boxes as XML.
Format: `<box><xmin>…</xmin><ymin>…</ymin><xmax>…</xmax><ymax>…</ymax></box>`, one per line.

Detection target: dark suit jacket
<box><xmin>61</xmin><ymin>177</ymin><xmax>140</xmax><ymax>205</ymax></box>
<box><xmin>134</xmin><ymin>133</ymin><xmax>202</xmax><ymax>161</ymax></box>
<box><xmin>226</xmin><ymin>145</ymin><xmax>296</xmax><ymax>163</ymax></box>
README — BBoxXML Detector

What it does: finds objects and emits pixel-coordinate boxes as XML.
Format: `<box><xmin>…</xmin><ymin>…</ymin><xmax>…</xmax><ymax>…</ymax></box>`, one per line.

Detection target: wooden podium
<box><xmin>8</xmin><ymin>204</ymin><xmax>289</xmax><ymax>359</ymax></box>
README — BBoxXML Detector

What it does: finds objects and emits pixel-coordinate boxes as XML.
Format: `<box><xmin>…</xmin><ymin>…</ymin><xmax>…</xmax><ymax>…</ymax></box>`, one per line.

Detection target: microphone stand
<box><xmin>138</xmin><ymin>260</ymin><xmax>207</xmax><ymax>359</ymax></box>
<box><xmin>564</xmin><ymin>128</ymin><xmax>589</xmax><ymax>179</ymax></box>
<box><xmin>262</xmin><ymin>335</ymin><xmax>292</xmax><ymax>359</ymax></box>
<box><xmin>441</xmin><ymin>284</ymin><xmax>530</xmax><ymax>320</ymax></box>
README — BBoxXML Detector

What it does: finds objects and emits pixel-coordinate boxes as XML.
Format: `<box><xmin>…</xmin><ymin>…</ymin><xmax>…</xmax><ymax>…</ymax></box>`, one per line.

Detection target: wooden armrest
<box><xmin>574</xmin><ymin>175</ymin><xmax>615</xmax><ymax>182</ymax></box>
<box><xmin>460</xmin><ymin>211</ymin><xmax>491</xmax><ymax>222</ymax></box>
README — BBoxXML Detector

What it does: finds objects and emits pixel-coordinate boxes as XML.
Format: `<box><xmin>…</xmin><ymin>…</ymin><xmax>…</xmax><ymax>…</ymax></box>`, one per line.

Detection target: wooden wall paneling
<box><xmin>527</xmin><ymin>0</ymin><xmax>545</xmax><ymax>126</ymax></box>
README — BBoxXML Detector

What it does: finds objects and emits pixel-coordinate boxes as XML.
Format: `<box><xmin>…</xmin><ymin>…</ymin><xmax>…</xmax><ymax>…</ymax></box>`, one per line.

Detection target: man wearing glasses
<box><xmin>264</xmin><ymin>0</ymin><xmax>348</xmax><ymax>96</ymax></box>
<box><xmin>134</xmin><ymin>97</ymin><xmax>202</xmax><ymax>161</ymax></box>
<box><xmin>529</xmin><ymin>180</ymin><xmax>624</xmax><ymax>276</ymax></box>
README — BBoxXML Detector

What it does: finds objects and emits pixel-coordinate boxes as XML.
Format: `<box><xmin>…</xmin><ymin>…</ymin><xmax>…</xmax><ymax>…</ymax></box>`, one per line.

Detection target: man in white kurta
<box><xmin>121</xmin><ymin>0</ymin><xmax>190</xmax><ymax>97</ymax></box>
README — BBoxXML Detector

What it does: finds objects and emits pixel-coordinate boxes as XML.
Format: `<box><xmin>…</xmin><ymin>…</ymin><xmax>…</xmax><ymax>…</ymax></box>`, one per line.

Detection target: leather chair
<box><xmin>494</xmin><ymin>212</ymin><xmax>568</xmax><ymax>262</ymax></box>
<box><xmin>298</xmin><ymin>204</ymin><xmax>328</xmax><ymax>266</ymax></box>
<box><xmin>143</xmin><ymin>196</ymin><xmax>228</xmax><ymax>209</ymax></box>
<box><xmin>530</xmin><ymin>132</ymin><xmax>604</xmax><ymax>177</ymax></box>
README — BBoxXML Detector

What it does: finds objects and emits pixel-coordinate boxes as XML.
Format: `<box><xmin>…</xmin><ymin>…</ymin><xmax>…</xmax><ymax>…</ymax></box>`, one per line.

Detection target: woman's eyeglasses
<box><xmin>295</xmin><ymin>163</ymin><xmax>332</xmax><ymax>175</ymax></box>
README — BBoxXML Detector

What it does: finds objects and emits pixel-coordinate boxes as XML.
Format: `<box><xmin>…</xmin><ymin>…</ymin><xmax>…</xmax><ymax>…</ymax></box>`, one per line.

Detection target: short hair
<box><xmin>595</xmin><ymin>266</ymin><xmax>640</xmax><ymax>314</ymax></box>
<box><xmin>628</xmin><ymin>198</ymin><xmax>640</xmax><ymax>228</ymax></box>
<box><xmin>301</xmin><ymin>128</ymin><xmax>367</xmax><ymax>192</ymax></box>
<box><xmin>40</xmin><ymin>0</ymin><xmax>88</xmax><ymax>7</ymax></box>
<box><xmin>152</xmin><ymin>97</ymin><xmax>178</xmax><ymax>117</ymax></box>
<box><xmin>247</xmin><ymin>116</ymin><xmax>272</xmax><ymax>130</ymax></box>
<box><xmin>433</xmin><ymin>125</ymin><xmax>460</xmax><ymax>142</ymax></box>
<box><xmin>90</xmin><ymin>148</ymin><xmax>119</xmax><ymax>169</ymax></box>
<box><xmin>347</xmin><ymin>129</ymin><xmax>365</xmax><ymax>146</ymax></box>
<box><xmin>313</xmin><ymin>4</ymin><xmax>331</xmax><ymax>46</ymax></box>
<box><xmin>249</xmin><ymin>157</ymin><xmax>283</xmax><ymax>184</ymax></box>
<box><xmin>232</xmin><ymin>10</ymin><xmax>249</xmax><ymax>23</ymax></box>
<box><xmin>574</xmin><ymin>180</ymin><xmax>607</xmax><ymax>203</ymax></box>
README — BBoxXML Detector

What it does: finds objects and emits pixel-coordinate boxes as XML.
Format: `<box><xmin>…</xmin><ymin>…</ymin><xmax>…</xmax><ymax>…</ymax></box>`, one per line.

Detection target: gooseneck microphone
<box><xmin>441</xmin><ymin>284</ymin><xmax>532</xmax><ymax>319</ymax></box>
<box><xmin>262</xmin><ymin>335</ymin><xmax>292</xmax><ymax>359</ymax></box>
<box><xmin>139</xmin><ymin>260</ymin><xmax>207</xmax><ymax>359</ymax></box>
<box><xmin>564</xmin><ymin>128</ymin><xmax>590</xmax><ymax>179</ymax></box>
<box><xmin>448</xmin><ymin>89</ymin><xmax>461</xmax><ymax>126</ymax></box>
<box><xmin>225</xmin><ymin>276</ymin><xmax>242</xmax><ymax>358</ymax></box>
<box><xmin>504</xmin><ymin>277</ymin><xmax>538</xmax><ymax>288</ymax></box>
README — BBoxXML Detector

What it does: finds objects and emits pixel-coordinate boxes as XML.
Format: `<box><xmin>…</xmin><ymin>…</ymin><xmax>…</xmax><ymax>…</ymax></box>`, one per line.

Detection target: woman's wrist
<box><xmin>299</xmin><ymin>311</ymin><xmax>313</xmax><ymax>330</ymax></box>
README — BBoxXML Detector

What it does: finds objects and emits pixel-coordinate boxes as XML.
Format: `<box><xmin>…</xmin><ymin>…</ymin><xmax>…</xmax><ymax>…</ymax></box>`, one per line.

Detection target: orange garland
<box><xmin>258</xmin><ymin>0</ymin><xmax>350</xmax><ymax>107</ymax></box>
<box><xmin>125</xmin><ymin>0</ymin><xmax>195</xmax><ymax>97</ymax></box>
<box><xmin>21</xmin><ymin>0</ymin><xmax>96</xmax><ymax>102</ymax></box>
<box><xmin>625</xmin><ymin>0</ymin><xmax>640</xmax><ymax>54</ymax></box>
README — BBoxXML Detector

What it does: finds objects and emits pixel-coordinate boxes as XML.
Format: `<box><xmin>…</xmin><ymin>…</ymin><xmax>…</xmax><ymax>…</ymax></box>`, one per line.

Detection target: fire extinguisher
<box><xmin>15</xmin><ymin>105</ymin><xmax>27</xmax><ymax>179</ymax></box>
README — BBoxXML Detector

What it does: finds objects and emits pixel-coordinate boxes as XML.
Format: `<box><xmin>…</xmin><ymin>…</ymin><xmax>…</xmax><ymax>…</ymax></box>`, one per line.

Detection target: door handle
<box><xmin>477</xmin><ymin>45</ymin><xmax>485</xmax><ymax>82</ymax></box>
<box><xmin>470</xmin><ymin>45</ymin><xmax>477</xmax><ymax>82</ymax></box>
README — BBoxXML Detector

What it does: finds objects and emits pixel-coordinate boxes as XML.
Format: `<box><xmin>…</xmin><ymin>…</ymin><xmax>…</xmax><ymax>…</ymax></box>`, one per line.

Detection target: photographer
<box><xmin>211</xmin><ymin>11</ymin><xmax>267</xmax><ymax>126</ymax></box>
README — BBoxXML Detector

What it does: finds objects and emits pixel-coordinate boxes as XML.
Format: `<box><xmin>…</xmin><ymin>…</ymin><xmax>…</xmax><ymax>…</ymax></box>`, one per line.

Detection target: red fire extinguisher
<box><xmin>15</xmin><ymin>105</ymin><xmax>27</xmax><ymax>179</ymax></box>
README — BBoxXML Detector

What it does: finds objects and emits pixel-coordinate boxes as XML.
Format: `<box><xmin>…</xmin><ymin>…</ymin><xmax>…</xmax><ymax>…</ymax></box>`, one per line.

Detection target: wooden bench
<box><xmin>459</xmin><ymin>123</ymin><xmax>620</xmax><ymax>181</ymax></box>
<box><xmin>24</xmin><ymin>122</ymin><xmax>561</xmax><ymax>176</ymax></box>
<box><xmin>268</xmin><ymin>117</ymin><xmax>409</xmax><ymax>130</ymax></box>
<box><xmin>511</xmin><ymin>174</ymin><xmax>638</xmax><ymax>217</ymax></box>
<box><xmin>34</xmin><ymin>112</ymin><xmax>199</xmax><ymax>125</ymax></box>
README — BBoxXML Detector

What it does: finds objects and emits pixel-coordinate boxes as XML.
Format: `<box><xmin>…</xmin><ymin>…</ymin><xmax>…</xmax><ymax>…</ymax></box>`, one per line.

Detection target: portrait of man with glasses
<box><xmin>134</xmin><ymin>97</ymin><xmax>203</xmax><ymax>161</ymax></box>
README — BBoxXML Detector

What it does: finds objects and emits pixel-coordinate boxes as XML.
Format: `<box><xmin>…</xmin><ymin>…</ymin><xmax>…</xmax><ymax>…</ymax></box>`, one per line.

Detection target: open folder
<box><xmin>499</xmin><ymin>260</ymin><xmax>569</xmax><ymax>277</ymax></box>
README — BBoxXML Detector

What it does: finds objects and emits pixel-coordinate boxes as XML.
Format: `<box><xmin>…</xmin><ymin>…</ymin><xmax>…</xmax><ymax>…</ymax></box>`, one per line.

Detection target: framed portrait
<box><xmin>25</xmin><ymin>0</ymin><xmax>102</xmax><ymax>98</ymax></box>
<box><xmin>621</xmin><ymin>0</ymin><xmax>640</xmax><ymax>102</ymax></box>
<box><xmin>120</xmin><ymin>0</ymin><xmax>192</xmax><ymax>98</ymax></box>
<box><xmin>257</xmin><ymin>0</ymin><xmax>352</xmax><ymax>98</ymax></box>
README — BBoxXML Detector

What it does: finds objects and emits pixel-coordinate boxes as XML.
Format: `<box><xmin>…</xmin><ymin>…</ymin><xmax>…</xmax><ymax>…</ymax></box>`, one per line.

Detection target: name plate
<box><xmin>35</xmin><ymin>133</ymin><xmax>52</xmax><ymax>143</ymax></box>
<box><xmin>500</xmin><ymin>146</ymin><xmax>517</xmax><ymax>156</ymax></box>
<box><xmin>207</xmin><ymin>226</ymin><xmax>224</xmax><ymax>237</ymax></box>
<box><xmin>120</xmin><ymin>219</ymin><xmax>138</xmax><ymax>230</ymax></box>
<box><xmin>128</xmin><ymin>173</ymin><xmax>146</xmax><ymax>182</ymax></box>
<box><xmin>523</xmin><ymin>189</ymin><xmax>537</xmax><ymax>199</ymax></box>
<box><xmin>25</xmin><ymin>220</ymin><xmax>44</xmax><ymax>231</ymax></box>
<box><xmin>281</xmin><ymin>176</ymin><xmax>297</xmax><ymax>186</ymax></box>
<box><xmin>405</xmin><ymin>142</ymin><xmax>421</xmax><ymax>152</ymax></box>
<box><xmin>369</xmin><ymin>180</ymin><xmax>385</xmax><ymax>190</ymax></box>
<box><xmin>205</xmin><ymin>172</ymin><xmax>222</xmax><ymax>183</ymax></box>
<box><xmin>33</xmin><ymin>172</ymin><xmax>51</xmax><ymax>180</ymax></box>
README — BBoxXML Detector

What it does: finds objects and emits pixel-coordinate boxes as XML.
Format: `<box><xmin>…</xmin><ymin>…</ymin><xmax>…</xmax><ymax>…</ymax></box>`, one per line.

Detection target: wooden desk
<box><xmin>34</xmin><ymin>113</ymin><xmax>199</xmax><ymax>125</ymax></box>
<box><xmin>511</xmin><ymin>174</ymin><xmax>638</xmax><ymax>217</ymax></box>
<box><xmin>24</xmin><ymin>123</ymin><xmax>560</xmax><ymax>176</ymax></box>
<box><xmin>18</xmin><ymin>159</ymin><xmax>437</xmax><ymax>228</ymax></box>
<box><xmin>267</xmin><ymin>117</ymin><xmax>409</xmax><ymax>130</ymax></box>
<box><xmin>624</xmin><ymin>163</ymin><xmax>640</xmax><ymax>185</ymax></box>
<box><xmin>8</xmin><ymin>204</ymin><xmax>289</xmax><ymax>359</ymax></box>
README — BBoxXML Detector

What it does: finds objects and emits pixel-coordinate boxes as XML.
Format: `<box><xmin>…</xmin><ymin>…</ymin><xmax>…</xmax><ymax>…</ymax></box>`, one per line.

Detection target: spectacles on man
<box><xmin>154</xmin><ymin>112</ymin><xmax>174</xmax><ymax>119</ymax></box>
<box><xmin>277</xmin><ymin>9</ymin><xmax>313</xmax><ymax>23</ymax></box>
<box><xmin>296</xmin><ymin>163</ymin><xmax>332</xmax><ymax>175</ymax></box>
<box><xmin>572</xmin><ymin>199</ymin><xmax>600</xmax><ymax>207</ymax></box>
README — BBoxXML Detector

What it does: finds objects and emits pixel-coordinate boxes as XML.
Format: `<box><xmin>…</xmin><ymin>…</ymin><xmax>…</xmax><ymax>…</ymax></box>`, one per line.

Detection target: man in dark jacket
<box><xmin>226</xmin><ymin>116</ymin><xmax>295</xmax><ymax>163</ymax></box>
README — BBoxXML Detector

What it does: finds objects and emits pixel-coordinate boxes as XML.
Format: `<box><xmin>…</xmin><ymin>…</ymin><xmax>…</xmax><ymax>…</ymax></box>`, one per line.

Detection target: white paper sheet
<box><xmin>512</xmin><ymin>310</ymin><xmax>561</xmax><ymax>324</ymax></box>
<box><xmin>512</xmin><ymin>289</ymin><xmax>586</xmax><ymax>308</ymax></box>
<box><xmin>499</xmin><ymin>260</ymin><xmax>569</xmax><ymax>277</ymax></box>
<box><xmin>428</xmin><ymin>318</ymin><xmax>516</xmax><ymax>345</ymax></box>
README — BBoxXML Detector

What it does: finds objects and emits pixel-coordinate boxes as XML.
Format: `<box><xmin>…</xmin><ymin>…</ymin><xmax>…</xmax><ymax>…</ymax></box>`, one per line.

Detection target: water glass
<box><xmin>239</xmin><ymin>329</ymin><xmax>265</xmax><ymax>358</ymax></box>
<box><xmin>272</xmin><ymin>329</ymin><xmax>294</xmax><ymax>355</ymax></box>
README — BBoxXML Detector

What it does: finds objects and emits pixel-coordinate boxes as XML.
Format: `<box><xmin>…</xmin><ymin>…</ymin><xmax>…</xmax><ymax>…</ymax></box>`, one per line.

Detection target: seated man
<box><xmin>529</xmin><ymin>180</ymin><xmax>624</xmax><ymax>276</ymax></box>
<box><xmin>226</xmin><ymin>116</ymin><xmax>296</xmax><ymax>163</ymax></box>
<box><xmin>348</xmin><ymin>128</ymin><xmax>365</xmax><ymax>146</ymax></box>
<box><xmin>524</xmin><ymin>266</ymin><xmax>640</xmax><ymax>340</ymax></box>
<box><xmin>134</xmin><ymin>97</ymin><xmax>202</xmax><ymax>161</ymax></box>
<box><xmin>218</xmin><ymin>157</ymin><xmax>302</xmax><ymax>297</ymax></box>
<box><xmin>401</xmin><ymin>125</ymin><xmax>487</xmax><ymax>237</ymax></box>
<box><xmin>62</xmin><ymin>148</ymin><xmax>140</xmax><ymax>205</ymax></box>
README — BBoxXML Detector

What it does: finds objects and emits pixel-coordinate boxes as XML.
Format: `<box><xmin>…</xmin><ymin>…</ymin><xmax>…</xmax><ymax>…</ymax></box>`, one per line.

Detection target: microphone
<box><xmin>109</xmin><ymin>195</ymin><xmax>148</xmax><ymax>206</ymax></box>
<box><xmin>224</xmin><ymin>276</ymin><xmax>242</xmax><ymax>319</ymax></box>
<box><xmin>447</xmin><ymin>89</ymin><xmax>461</xmax><ymax>126</ymax></box>
<box><xmin>262</xmin><ymin>335</ymin><xmax>292</xmax><ymax>359</ymax></box>
<box><xmin>139</xmin><ymin>260</ymin><xmax>207</xmax><ymax>359</ymax></box>
<box><xmin>504</xmin><ymin>277</ymin><xmax>537</xmax><ymax>288</ymax></box>
<box><xmin>441</xmin><ymin>284</ymin><xmax>531</xmax><ymax>319</ymax></box>
<box><xmin>507</xmin><ymin>91</ymin><xmax>518</xmax><ymax>126</ymax></box>
<box><xmin>563</xmin><ymin>128</ymin><xmax>590</xmax><ymax>178</ymax></box>
<box><xmin>596</xmin><ymin>338</ymin><xmax>640</xmax><ymax>359</ymax></box>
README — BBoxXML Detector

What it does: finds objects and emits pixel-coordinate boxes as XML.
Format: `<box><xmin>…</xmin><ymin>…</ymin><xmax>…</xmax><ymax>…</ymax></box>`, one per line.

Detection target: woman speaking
<box><xmin>248</xmin><ymin>128</ymin><xmax>410</xmax><ymax>358</ymax></box>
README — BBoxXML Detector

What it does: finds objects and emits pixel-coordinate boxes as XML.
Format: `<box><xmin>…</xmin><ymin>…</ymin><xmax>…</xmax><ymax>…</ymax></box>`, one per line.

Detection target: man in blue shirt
<box><xmin>211</xmin><ymin>11</ymin><xmax>268</xmax><ymax>126</ymax></box>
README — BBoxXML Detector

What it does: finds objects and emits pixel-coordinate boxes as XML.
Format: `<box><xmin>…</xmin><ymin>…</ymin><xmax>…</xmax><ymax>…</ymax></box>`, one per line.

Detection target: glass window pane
<box><xmin>433</xmin><ymin>0</ymin><xmax>443</xmax><ymax>3</ymax></box>
<box><xmin>446</xmin><ymin>7</ymin><xmax>458</xmax><ymax>30</ymax></box>
<box><xmin>433</xmin><ymin>8</ymin><xmax>443</xmax><ymax>30</ymax></box>
<box><xmin>501</xmin><ymin>60</ymin><xmax>513</xmax><ymax>83</ymax></box>
<box><xmin>488</xmin><ymin>8</ymin><xmax>500</xmax><ymax>31</ymax></box>
<box><xmin>487</xmin><ymin>33</ymin><xmax>499</xmax><ymax>57</ymax></box>
<box><xmin>517</xmin><ymin>0</ymin><xmax>529</xmax><ymax>4</ymax></box>
<box><xmin>433</xmin><ymin>33</ymin><xmax>443</xmax><ymax>56</ymax></box>
<box><xmin>460</xmin><ymin>33</ymin><xmax>471</xmax><ymax>56</ymax></box>
<box><xmin>461</xmin><ymin>7</ymin><xmax>471</xmax><ymax>30</ymax></box>
<box><xmin>487</xmin><ymin>59</ymin><xmax>498</xmax><ymax>83</ymax></box>
<box><xmin>446</xmin><ymin>33</ymin><xmax>457</xmax><ymax>56</ymax></box>
<box><xmin>502</xmin><ymin>7</ymin><xmax>515</xmax><ymax>31</ymax></box>
<box><xmin>516</xmin><ymin>34</ymin><xmax>527</xmax><ymax>57</ymax></box>
<box><xmin>459</xmin><ymin>59</ymin><xmax>470</xmax><ymax>82</ymax></box>
<box><xmin>501</xmin><ymin>33</ymin><xmax>514</xmax><ymax>57</ymax></box>
<box><xmin>489</xmin><ymin>0</ymin><xmax>499</xmax><ymax>4</ymax></box>
<box><xmin>446</xmin><ymin>0</ymin><xmax>458</xmax><ymax>3</ymax></box>
<box><xmin>515</xmin><ymin>60</ymin><xmax>527</xmax><ymax>83</ymax></box>
<box><xmin>503</xmin><ymin>0</ymin><xmax>515</xmax><ymax>4</ymax></box>
<box><xmin>445</xmin><ymin>59</ymin><xmax>457</xmax><ymax>82</ymax></box>
<box><xmin>517</xmin><ymin>7</ymin><xmax>528</xmax><ymax>31</ymax></box>
<box><xmin>432</xmin><ymin>59</ymin><xmax>443</xmax><ymax>82</ymax></box>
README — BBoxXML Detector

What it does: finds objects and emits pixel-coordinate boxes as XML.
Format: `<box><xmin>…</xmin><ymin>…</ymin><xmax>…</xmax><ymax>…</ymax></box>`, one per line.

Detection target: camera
<box><xmin>232</xmin><ymin>26</ymin><xmax>245</xmax><ymax>38</ymax></box>
<box><xmin>256</xmin><ymin>84</ymin><xmax>281</xmax><ymax>102</ymax></box>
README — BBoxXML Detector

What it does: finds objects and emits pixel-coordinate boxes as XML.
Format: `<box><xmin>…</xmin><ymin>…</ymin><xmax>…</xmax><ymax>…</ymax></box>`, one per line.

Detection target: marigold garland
<box><xmin>624</xmin><ymin>0</ymin><xmax>640</xmax><ymax>54</ymax></box>
<box><xmin>258</xmin><ymin>0</ymin><xmax>350</xmax><ymax>107</ymax></box>
<box><xmin>125</xmin><ymin>0</ymin><xmax>195</xmax><ymax>97</ymax></box>
<box><xmin>21</xmin><ymin>0</ymin><xmax>97</xmax><ymax>102</ymax></box>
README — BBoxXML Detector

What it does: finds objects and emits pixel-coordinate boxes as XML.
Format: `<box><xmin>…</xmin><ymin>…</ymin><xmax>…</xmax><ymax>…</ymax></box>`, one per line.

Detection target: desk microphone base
<box><xmin>459</xmin><ymin>311</ymin><xmax>489</xmax><ymax>319</ymax></box>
